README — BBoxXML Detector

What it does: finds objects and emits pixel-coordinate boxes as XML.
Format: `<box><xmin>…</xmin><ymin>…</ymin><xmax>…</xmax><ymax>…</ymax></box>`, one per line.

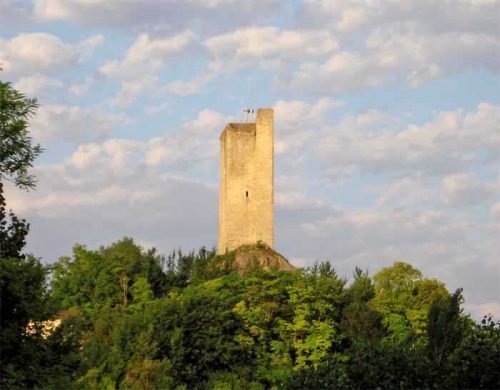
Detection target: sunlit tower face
<box><xmin>218</xmin><ymin>108</ymin><xmax>274</xmax><ymax>254</ymax></box>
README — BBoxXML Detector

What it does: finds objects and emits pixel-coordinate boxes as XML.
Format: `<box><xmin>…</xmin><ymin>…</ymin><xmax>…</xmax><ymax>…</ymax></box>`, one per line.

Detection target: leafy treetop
<box><xmin>0</xmin><ymin>80</ymin><xmax>42</xmax><ymax>190</ymax></box>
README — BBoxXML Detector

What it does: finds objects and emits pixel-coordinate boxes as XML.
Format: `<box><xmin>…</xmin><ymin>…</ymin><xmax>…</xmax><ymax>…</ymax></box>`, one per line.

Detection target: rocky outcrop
<box><xmin>218</xmin><ymin>243</ymin><xmax>296</xmax><ymax>275</ymax></box>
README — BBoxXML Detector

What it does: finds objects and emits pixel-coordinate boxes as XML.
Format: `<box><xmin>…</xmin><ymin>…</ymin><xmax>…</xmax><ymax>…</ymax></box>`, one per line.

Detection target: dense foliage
<box><xmin>3</xmin><ymin>238</ymin><xmax>491</xmax><ymax>389</ymax></box>
<box><xmin>0</xmin><ymin>80</ymin><xmax>42</xmax><ymax>190</ymax></box>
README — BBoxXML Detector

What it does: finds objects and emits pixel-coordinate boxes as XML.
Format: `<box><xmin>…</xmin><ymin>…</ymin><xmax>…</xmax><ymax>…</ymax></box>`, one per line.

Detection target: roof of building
<box><xmin>220</xmin><ymin>122</ymin><xmax>256</xmax><ymax>139</ymax></box>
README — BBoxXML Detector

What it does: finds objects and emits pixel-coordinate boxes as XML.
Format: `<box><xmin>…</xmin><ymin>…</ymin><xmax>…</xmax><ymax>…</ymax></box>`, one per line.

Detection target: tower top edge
<box><xmin>220</xmin><ymin>123</ymin><xmax>255</xmax><ymax>139</ymax></box>
<box><xmin>219</xmin><ymin>108</ymin><xmax>273</xmax><ymax>138</ymax></box>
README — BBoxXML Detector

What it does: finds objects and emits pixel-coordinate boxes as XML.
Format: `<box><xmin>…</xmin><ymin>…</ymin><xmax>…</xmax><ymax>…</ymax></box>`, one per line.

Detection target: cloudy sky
<box><xmin>1</xmin><ymin>0</ymin><xmax>499</xmax><ymax>318</ymax></box>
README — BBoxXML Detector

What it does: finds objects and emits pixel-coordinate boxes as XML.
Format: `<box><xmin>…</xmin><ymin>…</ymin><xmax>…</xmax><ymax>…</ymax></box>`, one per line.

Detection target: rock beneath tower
<box><xmin>219</xmin><ymin>243</ymin><xmax>297</xmax><ymax>275</ymax></box>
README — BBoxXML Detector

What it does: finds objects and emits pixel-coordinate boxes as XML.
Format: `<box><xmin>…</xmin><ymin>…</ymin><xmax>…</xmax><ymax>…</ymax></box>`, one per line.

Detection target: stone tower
<box><xmin>218</xmin><ymin>108</ymin><xmax>274</xmax><ymax>253</ymax></box>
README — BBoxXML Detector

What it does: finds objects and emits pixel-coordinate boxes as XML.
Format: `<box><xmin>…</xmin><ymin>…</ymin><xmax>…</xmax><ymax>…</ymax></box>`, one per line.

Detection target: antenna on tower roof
<box><xmin>243</xmin><ymin>108</ymin><xmax>255</xmax><ymax>122</ymax></box>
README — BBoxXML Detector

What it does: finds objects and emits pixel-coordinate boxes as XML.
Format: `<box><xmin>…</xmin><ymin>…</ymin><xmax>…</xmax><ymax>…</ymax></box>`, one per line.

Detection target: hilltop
<box><xmin>215</xmin><ymin>242</ymin><xmax>296</xmax><ymax>274</ymax></box>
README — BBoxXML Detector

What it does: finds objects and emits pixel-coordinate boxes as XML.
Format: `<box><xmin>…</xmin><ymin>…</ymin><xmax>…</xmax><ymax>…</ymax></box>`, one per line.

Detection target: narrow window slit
<box><xmin>245</xmin><ymin>191</ymin><xmax>249</xmax><ymax>198</ymax></box>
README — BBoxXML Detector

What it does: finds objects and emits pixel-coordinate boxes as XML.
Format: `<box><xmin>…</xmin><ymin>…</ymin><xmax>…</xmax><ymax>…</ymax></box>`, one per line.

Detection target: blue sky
<box><xmin>1</xmin><ymin>0</ymin><xmax>499</xmax><ymax>318</ymax></box>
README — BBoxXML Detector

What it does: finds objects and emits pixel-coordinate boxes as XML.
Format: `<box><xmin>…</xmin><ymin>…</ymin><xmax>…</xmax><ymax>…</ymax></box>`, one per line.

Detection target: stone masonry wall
<box><xmin>218</xmin><ymin>109</ymin><xmax>274</xmax><ymax>253</ymax></box>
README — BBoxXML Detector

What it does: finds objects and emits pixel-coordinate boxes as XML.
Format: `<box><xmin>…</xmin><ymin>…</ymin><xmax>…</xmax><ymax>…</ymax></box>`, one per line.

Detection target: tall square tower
<box><xmin>218</xmin><ymin>108</ymin><xmax>274</xmax><ymax>253</ymax></box>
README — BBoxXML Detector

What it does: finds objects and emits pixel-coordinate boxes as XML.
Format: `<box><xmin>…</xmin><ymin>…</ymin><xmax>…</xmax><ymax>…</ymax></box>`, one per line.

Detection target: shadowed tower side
<box><xmin>218</xmin><ymin>108</ymin><xmax>274</xmax><ymax>253</ymax></box>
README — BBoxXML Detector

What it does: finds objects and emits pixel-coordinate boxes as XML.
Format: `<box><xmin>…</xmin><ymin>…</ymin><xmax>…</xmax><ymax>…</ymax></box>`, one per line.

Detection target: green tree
<box><xmin>0</xmin><ymin>80</ymin><xmax>42</xmax><ymax>190</ymax></box>
<box><xmin>0</xmin><ymin>256</ymin><xmax>47</xmax><ymax>386</ymax></box>
<box><xmin>50</xmin><ymin>238</ymin><xmax>166</xmax><ymax>313</ymax></box>
<box><xmin>0</xmin><ymin>77</ymin><xmax>53</xmax><ymax>388</ymax></box>
<box><xmin>40</xmin><ymin>235</ymin><xmax>499</xmax><ymax>389</ymax></box>
<box><xmin>445</xmin><ymin>315</ymin><xmax>500</xmax><ymax>388</ymax></box>
<box><xmin>283</xmin><ymin>264</ymin><xmax>350</xmax><ymax>389</ymax></box>
<box><xmin>0</xmin><ymin>75</ymin><xmax>39</xmax><ymax>259</ymax></box>
<box><xmin>427</xmin><ymin>288</ymin><xmax>465</xmax><ymax>368</ymax></box>
<box><xmin>285</xmin><ymin>264</ymin><xmax>347</xmax><ymax>372</ymax></box>
<box><xmin>372</xmin><ymin>261</ymin><xmax>449</xmax><ymax>342</ymax></box>
<box><xmin>346</xmin><ymin>338</ymin><xmax>430</xmax><ymax>389</ymax></box>
<box><xmin>0</xmin><ymin>183</ymin><xmax>29</xmax><ymax>259</ymax></box>
<box><xmin>340</xmin><ymin>267</ymin><xmax>384</xmax><ymax>342</ymax></box>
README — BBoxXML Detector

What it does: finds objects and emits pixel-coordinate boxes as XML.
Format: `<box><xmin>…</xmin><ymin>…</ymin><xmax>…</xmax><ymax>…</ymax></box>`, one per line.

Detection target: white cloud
<box><xmin>33</xmin><ymin>0</ymin><xmax>283</xmax><ymax>32</ymax></box>
<box><xmin>206</xmin><ymin>26</ymin><xmax>339</xmax><ymax>71</ymax></box>
<box><xmin>30</xmin><ymin>108</ymin><xmax>227</xmax><ymax>179</ymax></box>
<box><xmin>108</xmin><ymin>76</ymin><xmax>158</xmax><ymax>107</ymax></box>
<box><xmin>0</xmin><ymin>32</ymin><xmax>104</xmax><ymax>77</ymax></box>
<box><xmin>100</xmin><ymin>31</ymin><xmax>194</xmax><ymax>106</ymax></box>
<box><xmin>298</xmin><ymin>201</ymin><xmax>449</xmax><ymax>253</ymax></box>
<box><xmin>6</xmin><ymin>113</ymin><xmax>224</xmax><ymax>214</ymax></box>
<box><xmin>101</xmin><ymin>31</ymin><xmax>193</xmax><ymax>78</ymax></box>
<box><xmin>166</xmin><ymin>74</ymin><xmax>213</xmax><ymax>96</ymax></box>
<box><xmin>0</xmin><ymin>0</ymin><xmax>32</xmax><ymax>26</ymax></box>
<box><xmin>375</xmin><ymin>177</ymin><xmax>437</xmax><ymax>209</ymax></box>
<box><xmin>143</xmin><ymin>109</ymin><xmax>227</xmax><ymax>168</ymax></box>
<box><xmin>275</xmin><ymin>97</ymin><xmax>342</xmax><ymax>129</ymax></box>
<box><xmin>21</xmin><ymin>0</ymin><xmax>499</xmax><ymax>102</ymax></box>
<box><xmin>67</xmin><ymin>139</ymin><xmax>144</xmax><ymax>175</ymax></box>
<box><xmin>78</xmin><ymin>34</ymin><xmax>105</xmax><ymax>59</ymax></box>
<box><xmin>143</xmin><ymin>102</ymin><xmax>170</xmax><ymax>115</ymax></box>
<box><xmin>441</xmin><ymin>174</ymin><xmax>496</xmax><ymax>206</ymax></box>
<box><xmin>299</xmin><ymin>0</ymin><xmax>500</xmax><ymax>36</ymax></box>
<box><xmin>302</xmin><ymin>208</ymin><xmax>446</xmax><ymax>243</ymax></box>
<box><xmin>274</xmin><ymin>196</ymin><xmax>500</xmax><ymax>317</ymax></box>
<box><xmin>5</xmin><ymin>173</ymin><xmax>218</xmax><ymax>261</ymax></box>
<box><xmin>163</xmin><ymin>27</ymin><xmax>339</xmax><ymax>98</ymax></box>
<box><xmin>491</xmin><ymin>202</ymin><xmax>500</xmax><ymax>230</ymax></box>
<box><xmin>0</xmin><ymin>33</ymin><xmax>76</xmax><ymax>76</ymax></box>
<box><xmin>3</xmin><ymin>109</ymin><xmax>226</xmax><ymax>260</ymax></box>
<box><xmin>13</xmin><ymin>75</ymin><xmax>63</xmax><ymax>96</ymax></box>
<box><xmin>277</xmin><ymin>0</ymin><xmax>500</xmax><ymax>93</ymax></box>
<box><xmin>469</xmin><ymin>302</ymin><xmax>500</xmax><ymax>319</ymax></box>
<box><xmin>34</xmin><ymin>0</ymin><xmax>73</xmax><ymax>21</ymax></box>
<box><xmin>286</xmin><ymin>28</ymin><xmax>500</xmax><ymax>94</ymax></box>
<box><xmin>319</xmin><ymin>103</ymin><xmax>500</xmax><ymax>177</ymax></box>
<box><xmin>159</xmin><ymin>0</ymin><xmax>500</xmax><ymax>94</ymax></box>
<box><xmin>276</xmin><ymin>191</ymin><xmax>326</xmax><ymax>211</ymax></box>
<box><xmin>68</xmin><ymin>77</ymin><xmax>94</xmax><ymax>96</ymax></box>
<box><xmin>31</xmin><ymin>105</ymin><xmax>130</xmax><ymax>143</ymax></box>
<box><xmin>273</xmin><ymin>97</ymin><xmax>341</xmax><ymax>155</ymax></box>
<box><xmin>492</xmin><ymin>202</ymin><xmax>500</xmax><ymax>217</ymax></box>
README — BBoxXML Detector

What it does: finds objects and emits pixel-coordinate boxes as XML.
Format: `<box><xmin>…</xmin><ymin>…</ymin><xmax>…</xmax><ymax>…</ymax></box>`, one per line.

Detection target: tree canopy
<box><xmin>0</xmin><ymin>80</ymin><xmax>42</xmax><ymax>190</ymax></box>
<box><xmin>41</xmin><ymin>241</ymin><xmax>500</xmax><ymax>389</ymax></box>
